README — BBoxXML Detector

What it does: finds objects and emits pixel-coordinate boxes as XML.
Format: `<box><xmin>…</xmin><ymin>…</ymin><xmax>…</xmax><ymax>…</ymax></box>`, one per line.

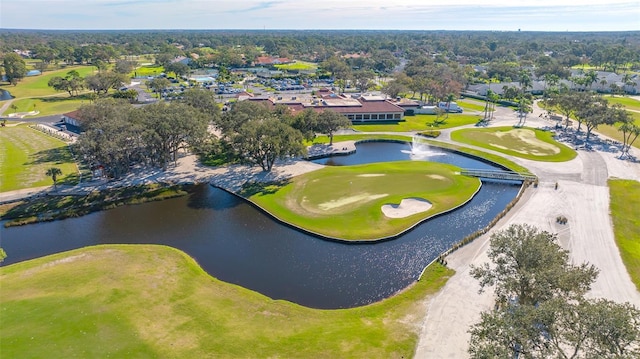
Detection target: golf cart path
<box><xmin>414</xmin><ymin>103</ymin><xmax>640</xmax><ymax>358</ymax></box>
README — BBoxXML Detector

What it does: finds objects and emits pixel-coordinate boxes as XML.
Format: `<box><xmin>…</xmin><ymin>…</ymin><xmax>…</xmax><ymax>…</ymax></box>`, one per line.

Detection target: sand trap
<box><xmin>492</xmin><ymin>129</ymin><xmax>560</xmax><ymax>155</ymax></box>
<box><xmin>381</xmin><ymin>198</ymin><xmax>432</xmax><ymax>218</ymax></box>
<box><xmin>427</xmin><ymin>174</ymin><xmax>447</xmax><ymax>180</ymax></box>
<box><xmin>318</xmin><ymin>193</ymin><xmax>387</xmax><ymax>210</ymax></box>
<box><xmin>358</xmin><ymin>174</ymin><xmax>385</xmax><ymax>177</ymax></box>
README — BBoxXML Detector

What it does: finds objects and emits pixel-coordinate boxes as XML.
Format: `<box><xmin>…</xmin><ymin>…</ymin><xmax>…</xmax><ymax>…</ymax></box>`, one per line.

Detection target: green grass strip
<box><xmin>608</xmin><ymin>179</ymin><xmax>640</xmax><ymax>291</ymax></box>
<box><xmin>0</xmin><ymin>245</ymin><xmax>453</xmax><ymax>358</ymax></box>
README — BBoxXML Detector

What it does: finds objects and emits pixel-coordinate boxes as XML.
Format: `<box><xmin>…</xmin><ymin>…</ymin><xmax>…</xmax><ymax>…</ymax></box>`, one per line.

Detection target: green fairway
<box><xmin>0</xmin><ymin>124</ymin><xmax>78</xmax><ymax>192</ymax></box>
<box><xmin>0</xmin><ymin>245</ymin><xmax>453</xmax><ymax>358</ymax></box>
<box><xmin>274</xmin><ymin>61</ymin><xmax>318</xmax><ymax>71</ymax></box>
<box><xmin>0</xmin><ymin>66</ymin><xmax>96</xmax><ymax>99</ymax></box>
<box><xmin>604</xmin><ymin>96</ymin><xmax>640</xmax><ymax>112</ymax></box>
<box><xmin>245</xmin><ymin>161</ymin><xmax>481</xmax><ymax>240</ymax></box>
<box><xmin>131</xmin><ymin>65</ymin><xmax>164</xmax><ymax>77</ymax></box>
<box><xmin>450</xmin><ymin>126</ymin><xmax>577</xmax><ymax>162</ymax></box>
<box><xmin>609</xmin><ymin>179</ymin><xmax>640</xmax><ymax>291</ymax></box>
<box><xmin>3</xmin><ymin>96</ymin><xmax>86</xmax><ymax>117</ymax></box>
<box><xmin>352</xmin><ymin>113</ymin><xmax>482</xmax><ymax>132</ymax></box>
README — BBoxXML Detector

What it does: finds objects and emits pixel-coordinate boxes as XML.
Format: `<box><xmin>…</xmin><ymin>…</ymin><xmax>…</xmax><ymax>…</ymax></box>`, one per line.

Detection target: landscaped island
<box><xmin>241</xmin><ymin>161</ymin><xmax>481</xmax><ymax>240</ymax></box>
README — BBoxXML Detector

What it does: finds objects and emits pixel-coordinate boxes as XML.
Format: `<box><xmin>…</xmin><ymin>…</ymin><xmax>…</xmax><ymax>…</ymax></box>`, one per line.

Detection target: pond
<box><xmin>1</xmin><ymin>142</ymin><xmax>521</xmax><ymax>309</ymax></box>
<box><xmin>0</xmin><ymin>89</ymin><xmax>14</xmax><ymax>101</ymax></box>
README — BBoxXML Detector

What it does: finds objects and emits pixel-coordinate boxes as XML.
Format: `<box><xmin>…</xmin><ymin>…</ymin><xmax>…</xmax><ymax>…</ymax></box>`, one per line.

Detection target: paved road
<box><xmin>414</xmin><ymin>102</ymin><xmax>640</xmax><ymax>358</ymax></box>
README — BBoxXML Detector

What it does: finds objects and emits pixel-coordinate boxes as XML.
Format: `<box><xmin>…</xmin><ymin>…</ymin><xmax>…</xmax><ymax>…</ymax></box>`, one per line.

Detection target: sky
<box><xmin>1</xmin><ymin>0</ymin><xmax>639</xmax><ymax>31</ymax></box>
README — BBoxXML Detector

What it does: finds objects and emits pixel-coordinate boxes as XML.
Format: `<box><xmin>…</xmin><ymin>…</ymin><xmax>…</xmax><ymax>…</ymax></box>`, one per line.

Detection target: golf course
<box><xmin>450</xmin><ymin>126</ymin><xmax>577</xmax><ymax>161</ymax></box>
<box><xmin>243</xmin><ymin>161</ymin><xmax>481</xmax><ymax>240</ymax></box>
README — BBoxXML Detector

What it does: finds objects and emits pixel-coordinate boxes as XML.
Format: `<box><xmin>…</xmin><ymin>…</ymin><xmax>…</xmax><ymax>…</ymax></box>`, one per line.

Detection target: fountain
<box><xmin>405</xmin><ymin>135</ymin><xmax>446</xmax><ymax>159</ymax></box>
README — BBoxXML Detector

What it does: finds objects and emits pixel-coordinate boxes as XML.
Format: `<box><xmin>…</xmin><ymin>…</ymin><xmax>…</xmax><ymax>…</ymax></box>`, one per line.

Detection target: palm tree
<box><xmin>45</xmin><ymin>167</ymin><xmax>62</xmax><ymax>190</ymax></box>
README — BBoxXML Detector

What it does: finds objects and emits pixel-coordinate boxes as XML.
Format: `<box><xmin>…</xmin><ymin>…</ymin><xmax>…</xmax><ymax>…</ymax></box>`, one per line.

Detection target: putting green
<box><xmin>450</xmin><ymin>126</ymin><xmax>577</xmax><ymax>162</ymax></box>
<box><xmin>245</xmin><ymin>161</ymin><xmax>481</xmax><ymax>240</ymax></box>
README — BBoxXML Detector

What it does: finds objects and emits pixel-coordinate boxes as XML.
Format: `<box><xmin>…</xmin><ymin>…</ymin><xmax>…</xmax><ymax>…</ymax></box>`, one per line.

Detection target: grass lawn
<box><xmin>352</xmin><ymin>113</ymin><xmax>482</xmax><ymax>132</ymax></box>
<box><xmin>0</xmin><ymin>124</ymin><xmax>78</xmax><ymax>192</ymax></box>
<box><xmin>604</xmin><ymin>96</ymin><xmax>640</xmax><ymax>112</ymax></box>
<box><xmin>3</xmin><ymin>96</ymin><xmax>87</xmax><ymax>117</ymax></box>
<box><xmin>608</xmin><ymin>179</ymin><xmax>640</xmax><ymax>291</ymax></box>
<box><xmin>244</xmin><ymin>161</ymin><xmax>480</xmax><ymax>240</ymax></box>
<box><xmin>130</xmin><ymin>65</ymin><xmax>164</xmax><ymax>78</ymax></box>
<box><xmin>451</xmin><ymin>126</ymin><xmax>577</xmax><ymax>162</ymax></box>
<box><xmin>595</xmin><ymin>97</ymin><xmax>640</xmax><ymax>149</ymax></box>
<box><xmin>0</xmin><ymin>245</ymin><xmax>453</xmax><ymax>358</ymax></box>
<box><xmin>274</xmin><ymin>61</ymin><xmax>318</xmax><ymax>72</ymax></box>
<box><xmin>0</xmin><ymin>66</ymin><xmax>95</xmax><ymax>99</ymax></box>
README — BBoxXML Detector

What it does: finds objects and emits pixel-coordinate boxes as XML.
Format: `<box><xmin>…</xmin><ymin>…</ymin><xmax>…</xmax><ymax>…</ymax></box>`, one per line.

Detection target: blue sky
<box><xmin>1</xmin><ymin>0</ymin><xmax>639</xmax><ymax>31</ymax></box>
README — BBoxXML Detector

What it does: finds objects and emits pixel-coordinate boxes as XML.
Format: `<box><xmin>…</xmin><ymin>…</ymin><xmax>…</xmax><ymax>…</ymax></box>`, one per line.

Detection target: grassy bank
<box><xmin>243</xmin><ymin>161</ymin><xmax>480</xmax><ymax>240</ymax></box>
<box><xmin>1</xmin><ymin>184</ymin><xmax>189</xmax><ymax>227</ymax></box>
<box><xmin>0</xmin><ymin>124</ymin><xmax>79</xmax><ymax>192</ymax></box>
<box><xmin>0</xmin><ymin>245</ymin><xmax>453</xmax><ymax>358</ymax></box>
<box><xmin>609</xmin><ymin>179</ymin><xmax>640</xmax><ymax>290</ymax></box>
<box><xmin>451</xmin><ymin>126</ymin><xmax>577</xmax><ymax>162</ymax></box>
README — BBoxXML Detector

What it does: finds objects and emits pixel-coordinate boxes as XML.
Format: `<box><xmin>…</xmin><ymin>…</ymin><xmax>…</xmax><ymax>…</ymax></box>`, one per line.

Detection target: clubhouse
<box><xmin>239</xmin><ymin>89</ymin><xmax>406</xmax><ymax>122</ymax></box>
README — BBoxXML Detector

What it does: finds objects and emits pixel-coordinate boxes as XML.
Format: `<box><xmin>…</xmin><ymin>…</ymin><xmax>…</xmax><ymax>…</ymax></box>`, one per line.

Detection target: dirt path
<box><xmin>414</xmin><ymin>103</ymin><xmax>640</xmax><ymax>358</ymax></box>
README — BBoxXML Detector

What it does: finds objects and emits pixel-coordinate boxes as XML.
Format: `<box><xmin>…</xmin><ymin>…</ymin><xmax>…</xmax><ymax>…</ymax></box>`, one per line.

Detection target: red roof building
<box><xmin>243</xmin><ymin>92</ymin><xmax>405</xmax><ymax>122</ymax></box>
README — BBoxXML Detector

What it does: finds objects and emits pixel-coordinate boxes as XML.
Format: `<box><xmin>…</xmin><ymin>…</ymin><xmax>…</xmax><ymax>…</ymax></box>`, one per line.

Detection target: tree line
<box><xmin>74</xmin><ymin>90</ymin><xmax>351</xmax><ymax>177</ymax></box>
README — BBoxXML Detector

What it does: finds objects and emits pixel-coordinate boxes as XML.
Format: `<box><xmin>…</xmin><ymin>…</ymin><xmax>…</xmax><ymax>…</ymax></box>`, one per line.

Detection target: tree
<box><xmin>2</xmin><ymin>53</ymin><xmax>27</xmax><ymax>85</ymax></box>
<box><xmin>352</xmin><ymin>69</ymin><xmax>375</xmax><ymax>93</ymax></box>
<box><xmin>468</xmin><ymin>224</ymin><xmax>640</xmax><ymax>359</ymax></box>
<box><xmin>141</xmin><ymin>102</ymin><xmax>209</xmax><ymax>168</ymax></box>
<box><xmin>47</xmin><ymin>70</ymin><xmax>84</xmax><ymax>96</ymax></box>
<box><xmin>574</xmin><ymin>96</ymin><xmax>615</xmax><ymax>143</ymax></box>
<box><xmin>0</xmin><ymin>247</ymin><xmax>6</xmax><ymax>263</ymax></box>
<box><xmin>155</xmin><ymin>53</ymin><xmax>175</xmax><ymax>68</ymax></box>
<box><xmin>315</xmin><ymin>110</ymin><xmax>351</xmax><ymax>145</ymax></box>
<box><xmin>45</xmin><ymin>167</ymin><xmax>62</xmax><ymax>190</ymax></box>
<box><xmin>618</xmin><ymin>119</ymin><xmax>640</xmax><ymax>159</ymax></box>
<box><xmin>85</xmin><ymin>71</ymin><xmax>128</xmax><ymax>95</ymax></box>
<box><xmin>288</xmin><ymin>108</ymin><xmax>318</xmax><ymax>142</ymax></box>
<box><xmin>146</xmin><ymin>77</ymin><xmax>171</xmax><ymax>98</ymax></box>
<box><xmin>165</xmin><ymin>61</ymin><xmax>190</xmax><ymax>79</ymax></box>
<box><xmin>381</xmin><ymin>80</ymin><xmax>406</xmax><ymax>99</ymax></box>
<box><xmin>114</xmin><ymin>59</ymin><xmax>136</xmax><ymax>74</ymax></box>
<box><xmin>233</xmin><ymin>118</ymin><xmax>306</xmax><ymax>172</ymax></box>
<box><xmin>180</xmin><ymin>88</ymin><xmax>221</xmax><ymax>123</ymax></box>
<box><xmin>471</xmin><ymin>224</ymin><xmax>598</xmax><ymax>307</ymax></box>
<box><xmin>220</xmin><ymin>101</ymin><xmax>273</xmax><ymax>135</ymax></box>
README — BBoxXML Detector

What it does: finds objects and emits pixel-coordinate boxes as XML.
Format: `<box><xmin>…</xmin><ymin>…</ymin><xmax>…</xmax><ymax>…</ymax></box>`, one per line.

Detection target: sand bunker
<box><xmin>491</xmin><ymin>129</ymin><xmax>560</xmax><ymax>155</ymax></box>
<box><xmin>381</xmin><ymin>198</ymin><xmax>432</xmax><ymax>218</ymax></box>
<box><xmin>318</xmin><ymin>193</ymin><xmax>387</xmax><ymax>211</ymax></box>
<box><xmin>427</xmin><ymin>174</ymin><xmax>447</xmax><ymax>180</ymax></box>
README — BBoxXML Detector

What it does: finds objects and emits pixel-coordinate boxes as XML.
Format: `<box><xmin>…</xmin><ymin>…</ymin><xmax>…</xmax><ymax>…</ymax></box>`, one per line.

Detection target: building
<box><xmin>242</xmin><ymin>91</ymin><xmax>406</xmax><ymax>122</ymax></box>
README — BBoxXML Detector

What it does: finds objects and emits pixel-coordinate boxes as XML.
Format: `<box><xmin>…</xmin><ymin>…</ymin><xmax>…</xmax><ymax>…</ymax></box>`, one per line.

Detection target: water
<box><xmin>0</xmin><ymin>89</ymin><xmax>13</xmax><ymax>101</ymax></box>
<box><xmin>1</xmin><ymin>142</ymin><xmax>521</xmax><ymax>308</ymax></box>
